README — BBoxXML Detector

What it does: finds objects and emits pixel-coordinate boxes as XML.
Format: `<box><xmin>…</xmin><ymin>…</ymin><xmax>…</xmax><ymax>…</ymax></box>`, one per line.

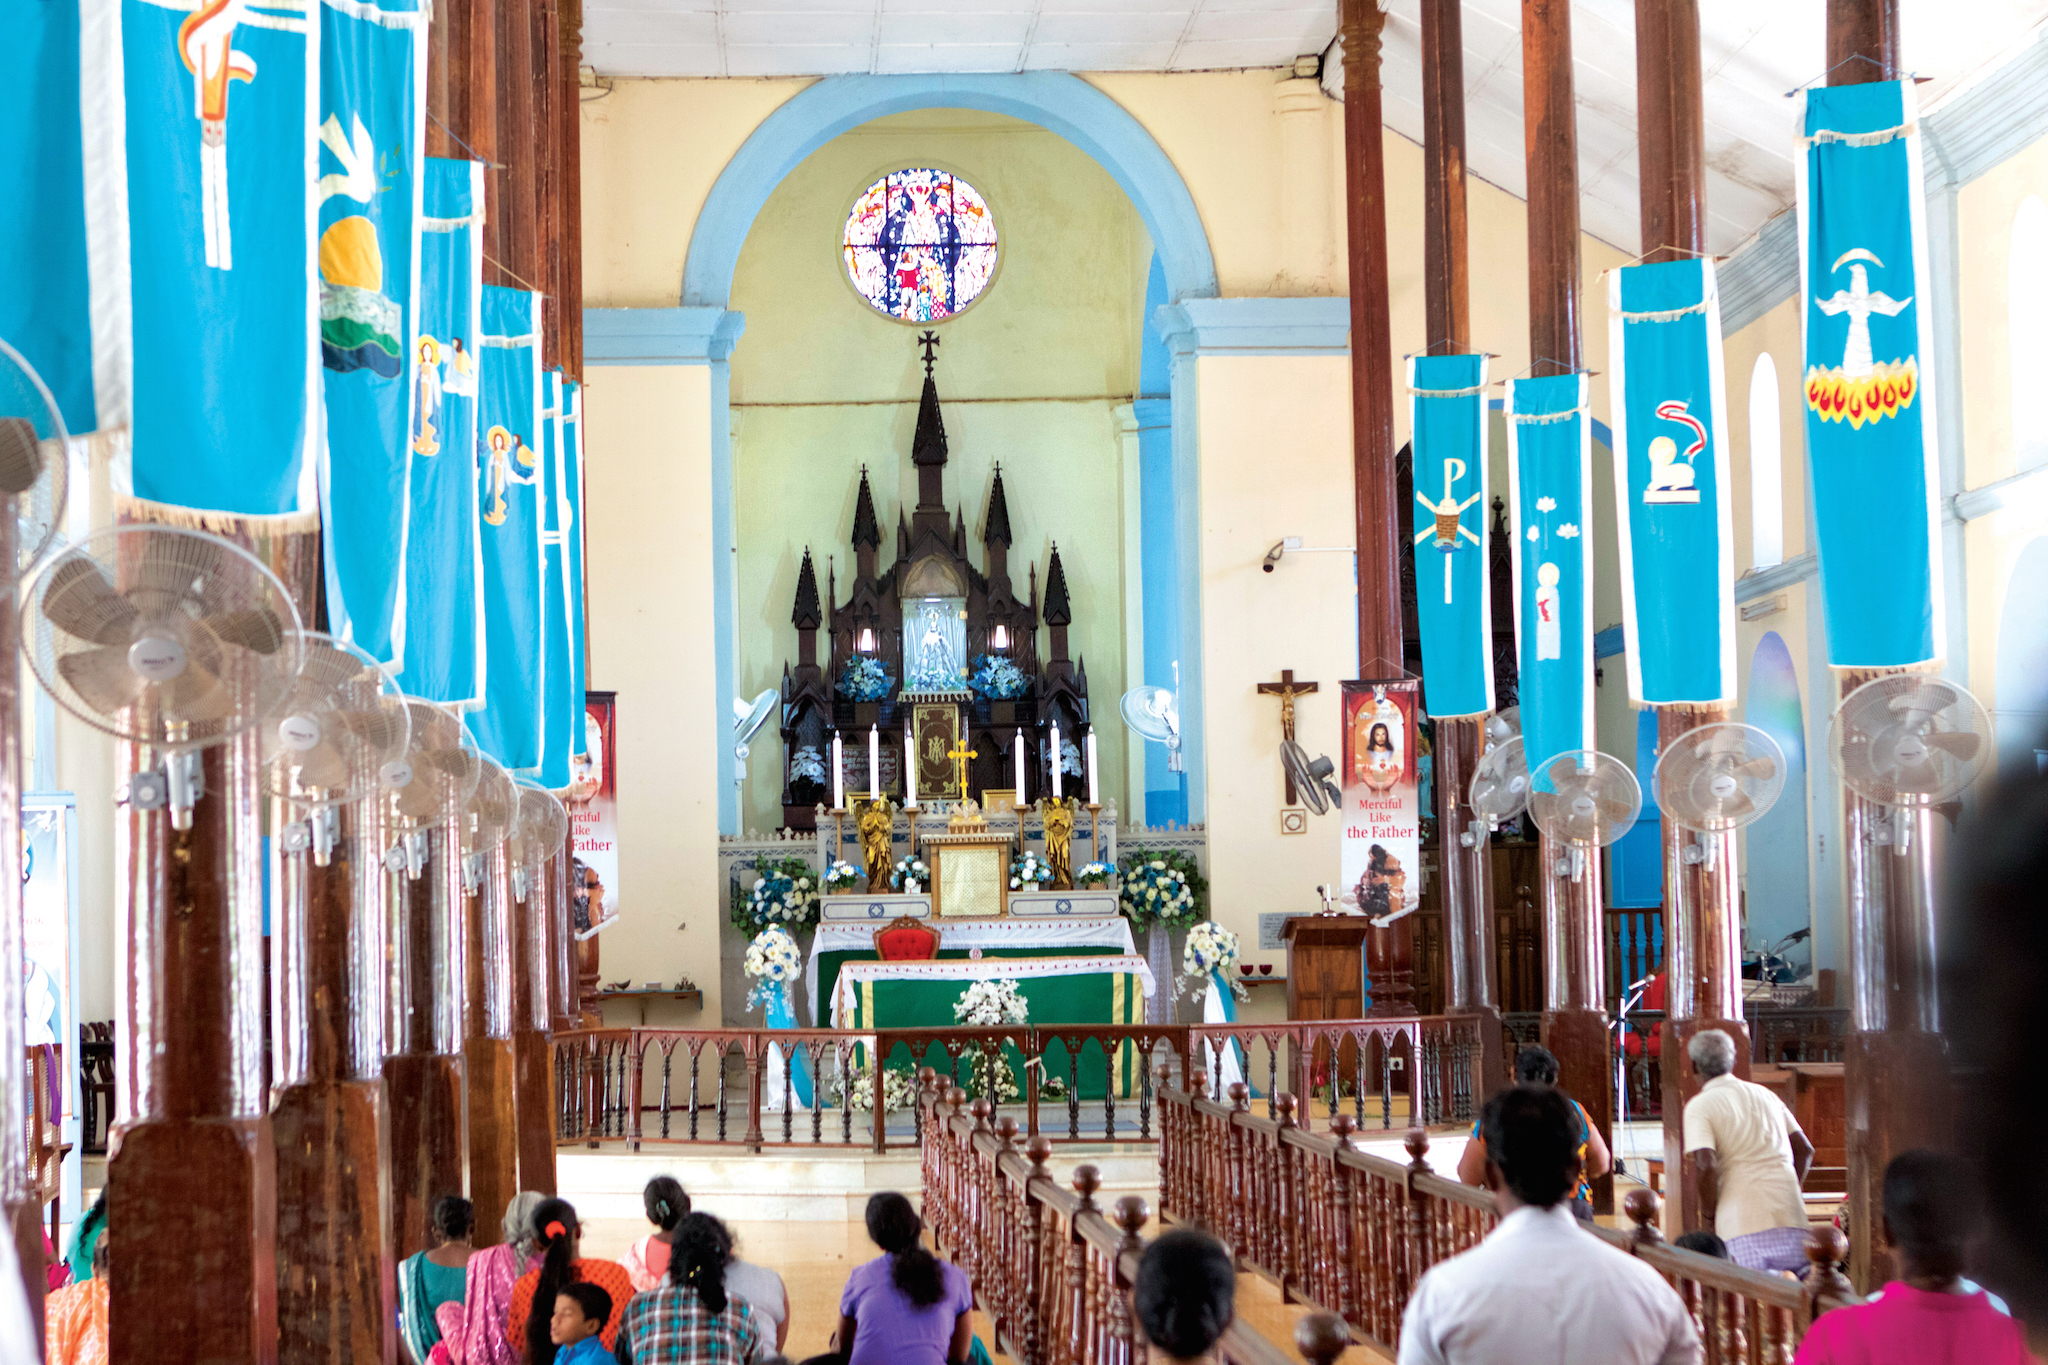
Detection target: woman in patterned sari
<box><xmin>455</xmin><ymin>1191</ymin><xmax>547</xmax><ymax>1365</ymax></box>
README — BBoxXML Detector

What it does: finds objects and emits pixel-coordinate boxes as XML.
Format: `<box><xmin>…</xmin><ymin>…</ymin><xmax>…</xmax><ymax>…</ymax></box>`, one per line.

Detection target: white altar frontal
<box><xmin>805</xmin><ymin>912</ymin><xmax>1138</xmax><ymax>1019</ymax></box>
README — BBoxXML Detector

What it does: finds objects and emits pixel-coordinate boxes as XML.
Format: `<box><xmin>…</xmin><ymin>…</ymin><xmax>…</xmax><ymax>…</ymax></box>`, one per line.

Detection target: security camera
<box><xmin>1263</xmin><ymin>536</ymin><xmax>1302</xmax><ymax>573</ymax></box>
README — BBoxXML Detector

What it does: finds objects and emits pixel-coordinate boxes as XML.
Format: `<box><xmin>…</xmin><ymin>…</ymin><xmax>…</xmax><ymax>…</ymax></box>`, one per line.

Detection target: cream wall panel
<box><xmin>583</xmin><ymin>365</ymin><xmax>725</xmax><ymax>1016</ymax></box>
<box><xmin>1720</xmin><ymin>298</ymin><xmax>1810</xmax><ymax>573</ymax></box>
<box><xmin>1957</xmin><ymin>134</ymin><xmax>2048</xmax><ymax>491</ymax></box>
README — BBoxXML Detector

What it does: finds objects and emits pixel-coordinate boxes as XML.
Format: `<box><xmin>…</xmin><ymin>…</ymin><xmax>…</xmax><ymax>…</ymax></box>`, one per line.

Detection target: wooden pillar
<box><xmin>109</xmin><ymin>732</ymin><xmax>278</xmax><ymax>1362</ymax></box>
<box><xmin>511</xmin><ymin>853</ymin><xmax>558</xmax><ymax>1197</ymax></box>
<box><xmin>557</xmin><ymin>0</ymin><xmax>585</xmax><ymax>378</ymax></box>
<box><xmin>1417</xmin><ymin>0</ymin><xmax>1500</xmax><ymax>1087</ymax></box>
<box><xmin>496</xmin><ymin>0</ymin><xmax>539</xmax><ymax>294</ymax></box>
<box><xmin>1630</xmin><ymin>0</ymin><xmax>1753</xmax><ymax>1233</ymax></box>
<box><xmin>1827</xmin><ymin>0</ymin><xmax>1899</xmax><ymax>84</ymax></box>
<box><xmin>532</xmin><ymin>0</ymin><xmax>562</xmax><ymax>368</ymax></box>
<box><xmin>466</xmin><ymin>842</ymin><xmax>520</xmax><ymax>1242</ymax></box>
<box><xmin>272</xmin><ymin>793</ymin><xmax>398</xmax><ymax>1363</ymax></box>
<box><xmin>441</xmin><ymin>0</ymin><xmax>502</xmax><ymax>283</ymax></box>
<box><xmin>1341</xmin><ymin>0</ymin><xmax>1414</xmax><ymax>1016</ymax></box>
<box><xmin>1520</xmin><ymin>0</ymin><xmax>1612</xmax><ymax>1212</ymax></box>
<box><xmin>385</xmin><ymin>775</ymin><xmax>469</xmax><ymax>1263</ymax></box>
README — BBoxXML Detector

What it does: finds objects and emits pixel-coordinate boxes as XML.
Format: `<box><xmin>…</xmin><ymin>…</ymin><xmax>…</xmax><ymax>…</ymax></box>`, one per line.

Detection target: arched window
<box><xmin>842</xmin><ymin>168</ymin><xmax>998</xmax><ymax>323</ymax></box>
<box><xmin>1748</xmin><ymin>353</ymin><xmax>1784</xmax><ymax>569</ymax></box>
<box><xmin>2010</xmin><ymin>197</ymin><xmax>2048</xmax><ymax>471</ymax></box>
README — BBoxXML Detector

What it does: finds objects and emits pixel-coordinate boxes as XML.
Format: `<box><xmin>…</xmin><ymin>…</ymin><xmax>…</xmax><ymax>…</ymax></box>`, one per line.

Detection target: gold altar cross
<box><xmin>1258</xmin><ymin>669</ymin><xmax>1320</xmax><ymax>804</ymax></box>
<box><xmin>947</xmin><ymin>736</ymin><xmax>977</xmax><ymax>797</ymax></box>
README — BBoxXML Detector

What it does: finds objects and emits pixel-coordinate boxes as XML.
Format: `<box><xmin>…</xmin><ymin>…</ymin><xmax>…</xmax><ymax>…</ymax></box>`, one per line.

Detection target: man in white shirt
<box><xmin>1398</xmin><ymin>1086</ymin><xmax>1700</xmax><ymax>1365</ymax></box>
<box><xmin>1681</xmin><ymin>1029</ymin><xmax>1813</xmax><ymax>1241</ymax></box>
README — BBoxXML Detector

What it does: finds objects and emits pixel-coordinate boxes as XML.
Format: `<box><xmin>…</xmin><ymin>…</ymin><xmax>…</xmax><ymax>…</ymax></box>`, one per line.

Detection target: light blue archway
<box><xmin>1743</xmin><ymin>631</ymin><xmax>1811</xmax><ymax>970</ymax></box>
<box><xmin>679</xmin><ymin>72</ymin><xmax>1219</xmax><ymax>309</ymax></box>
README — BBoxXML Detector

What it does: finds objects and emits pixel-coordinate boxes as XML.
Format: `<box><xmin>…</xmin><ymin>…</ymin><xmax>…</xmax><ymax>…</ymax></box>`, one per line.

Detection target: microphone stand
<box><xmin>1611</xmin><ymin>975</ymin><xmax>1655</xmax><ymax>1177</ymax></box>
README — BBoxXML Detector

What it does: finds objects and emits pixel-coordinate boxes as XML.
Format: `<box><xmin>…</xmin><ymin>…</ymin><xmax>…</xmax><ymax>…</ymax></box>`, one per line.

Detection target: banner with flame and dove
<box><xmin>317</xmin><ymin>0</ymin><xmax>426</xmax><ymax>665</ymax></box>
<box><xmin>123</xmin><ymin>0</ymin><xmax>321</xmax><ymax>517</ymax></box>
<box><xmin>468</xmin><ymin>285</ymin><xmax>546</xmax><ymax>775</ymax></box>
<box><xmin>1505</xmin><ymin>373</ymin><xmax>1595</xmax><ymax>774</ymax></box>
<box><xmin>395</xmin><ymin>156</ymin><xmax>486</xmax><ymax>709</ymax></box>
<box><xmin>1606</xmin><ymin>257</ymin><xmax>1737</xmax><ymax>707</ymax></box>
<box><xmin>1795</xmin><ymin>79</ymin><xmax>1943</xmax><ymax>668</ymax></box>
<box><xmin>1406</xmin><ymin>353</ymin><xmax>1494</xmax><ymax>720</ymax></box>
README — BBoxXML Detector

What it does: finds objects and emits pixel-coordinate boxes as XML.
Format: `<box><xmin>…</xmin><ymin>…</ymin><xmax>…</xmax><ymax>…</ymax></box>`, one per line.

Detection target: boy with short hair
<box><xmin>1792</xmin><ymin>1150</ymin><xmax>2036</xmax><ymax>1364</ymax></box>
<box><xmin>551</xmin><ymin>1282</ymin><xmax>617</xmax><ymax>1365</ymax></box>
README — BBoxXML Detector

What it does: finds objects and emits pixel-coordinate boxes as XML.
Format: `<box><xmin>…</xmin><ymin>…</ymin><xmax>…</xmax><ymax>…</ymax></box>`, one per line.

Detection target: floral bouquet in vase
<box><xmin>891</xmin><ymin>857</ymin><xmax>931</xmax><ymax>893</ymax></box>
<box><xmin>954</xmin><ymin>977</ymin><xmax>1030</xmax><ymax>1103</ymax></box>
<box><xmin>836</xmin><ymin>655</ymin><xmax>896</xmax><ymax>702</ymax></box>
<box><xmin>822</xmin><ymin>859</ymin><xmax>862</xmax><ymax>894</ymax></box>
<box><xmin>1181</xmin><ymin>921</ymin><xmax>1247</xmax><ymax>1001</ymax></box>
<box><xmin>1074</xmin><ymin>861</ymin><xmax>1116</xmax><ymax>889</ymax></box>
<box><xmin>1010</xmin><ymin>851</ymin><xmax>1053</xmax><ymax>891</ymax></box>
<box><xmin>967</xmin><ymin>654</ymin><xmax>1030</xmax><ymax>700</ymax></box>
<box><xmin>743</xmin><ymin>926</ymin><xmax>804</xmax><ymax>1013</ymax></box>
<box><xmin>731</xmin><ymin>856</ymin><xmax>820</xmax><ymax>932</ymax></box>
<box><xmin>1119</xmin><ymin>851</ymin><xmax>1204</xmax><ymax>931</ymax></box>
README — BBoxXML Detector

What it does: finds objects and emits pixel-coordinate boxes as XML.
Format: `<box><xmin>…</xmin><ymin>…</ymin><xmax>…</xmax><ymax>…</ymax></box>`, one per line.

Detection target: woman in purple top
<box><xmin>836</xmin><ymin>1192</ymin><xmax>974</xmax><ymax>1365</ymax></box>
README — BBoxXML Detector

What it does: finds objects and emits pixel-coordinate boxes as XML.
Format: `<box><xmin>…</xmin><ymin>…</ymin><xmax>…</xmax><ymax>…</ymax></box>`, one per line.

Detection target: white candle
<box><xmin>904</xmin><ymin>719</ymin><xmax>917</xmax><ymax>808</ymax></box>
<box><xmin>869</xmin><ymin>724</ymin><xmax>880</xmax><ymax>800</ymax></box>
<box><xmin>1014</xmin><ymin>729</ymin><xmax>1026</xmax><ymax>806</ymax></box>
<box><xmin>832</xmin><ymin>733</ymin><xmax>844</xmax><ymax>810</ymax></box>
<box><xmin>1051</xmin><ymin>722</ymin><xmax>1063</xmax><ymax>799</ymax></box>
<box><xmin>1086</xmin><ymin>730</ymin><xmax>1099</xmax><ymax>806</ymax></box>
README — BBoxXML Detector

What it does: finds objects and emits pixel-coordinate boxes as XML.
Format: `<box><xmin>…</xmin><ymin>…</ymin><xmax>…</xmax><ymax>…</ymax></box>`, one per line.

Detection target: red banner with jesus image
<box><xmin>1339</xmin><ymin>680</ymin><xmax>1421</xmax><ymax>927</ymax></box>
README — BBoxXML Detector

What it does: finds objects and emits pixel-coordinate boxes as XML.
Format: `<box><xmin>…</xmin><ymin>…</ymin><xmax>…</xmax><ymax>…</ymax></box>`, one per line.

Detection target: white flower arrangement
<box><xmin>1119</xmin><ymin>854</ymin><xmax>1201</xmax><ymax>931</ymax></box>
<box><xmin>1074</xmin><ymin>861</ymin><xmax>1116</xmax><ymax>889</ymax></box>
<box><xmin>822</xmin><ymin>859</ymin><xmax>863</xmax><ymax>893</ymax></box>
<box><xmin>891</xmin><ymin>857</ymin><xmax>931</xmax><ymax>894</ymax></box>
<box><xmin>1181</xmin><ymin>920</ymin><xmax>1248</xmax><ymax>1001</ymax></box>
<box><xmin>743</xmin><ymin>926</ymin><xmax>804</xmax><ymax>1011</ymax></box>
<box><xmin>836</xmin><ymin>1062</ymin><xmax>921</xmax><ymax>1113</ymax></box>
<box><xmin>1010</xmin><ymin>851</ymin><xmax>1053</xmax><ymax>891</ymax></box>
<box><xmin>954</xmin><ymin>977</ymin><xmax>1031</xmax><ymax>1026</ymax></box>
<box><xmin>790</xmin><ymin>746</ymin><xmax>828</xmax><ymax>784</ymax></box>
<box><xmin>735</xmin><ymin>856</ymin><xmax>820</xmax><ymax>931</ymax></box>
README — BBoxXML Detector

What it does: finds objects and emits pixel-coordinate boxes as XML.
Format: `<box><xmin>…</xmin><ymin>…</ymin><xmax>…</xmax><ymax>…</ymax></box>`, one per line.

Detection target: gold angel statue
<box><xmin>858</xmin><ymin>796</ymin><xmax>895</xmax><ymax>893</ymax></box>
<box><xmin>1039</xmin><ymin>796</ymin><xmax>1077</xmax><ymax>891</ymax></box>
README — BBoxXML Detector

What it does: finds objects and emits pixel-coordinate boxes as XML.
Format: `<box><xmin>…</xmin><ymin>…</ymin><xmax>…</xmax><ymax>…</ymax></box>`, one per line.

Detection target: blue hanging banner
<box><xmin>1505</xmin><ymin>373</ymin><xmax>1594</xmax><ymax>773</ymax></box>
<box><xmin>469</xmin><ymin>286</ymin><xmax>546</xmax><ymax>774</ymax></box>
<box><xmin>562</xmin><ymin>379</ymin><xmax>588</xmax><ymax>767</ymax></box>
<box><xmin>1406</xmin><ymin>353</ymin><xmax>1494</xmax><ymax>719</ymax></box>
<box><xmin>539</xmin><ymin>369</ymin><xmax>573</xmax><ymax>789</ymax></box>
<box><xmin>122</xmin><ymin>0</ymin><xmax>321</xmax><ymax>518</ymax></box>
<box><xmin>1606</xmin><ymin>258</ymin><xmax>1737</xmax><ymax>706</ymax></box>
<box><xmin>1795</xmin><ymin>80</ymin><xmax>1943</xmax><ymax>668</ymax></box>
<box><xmin>396</xmin><ymin>157</ymin><xmax>486</xmax><ymax>708</ymax></box>
<box><xmin>317</xmin><ymin>0</ymin><xmax>427</xmax><ymax>665</ymax></box>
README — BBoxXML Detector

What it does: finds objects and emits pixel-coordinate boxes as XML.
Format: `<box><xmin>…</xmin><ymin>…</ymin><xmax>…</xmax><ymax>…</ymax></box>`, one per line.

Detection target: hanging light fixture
<box><xmin>857</xmin><ymin>626</ymin><xmax>876</xmax><ymax>653</ymax></box>
<box><xmin>991</xmin><ymin>623</ymin><xmax>1010</xmax><ymax>650</ymax></box>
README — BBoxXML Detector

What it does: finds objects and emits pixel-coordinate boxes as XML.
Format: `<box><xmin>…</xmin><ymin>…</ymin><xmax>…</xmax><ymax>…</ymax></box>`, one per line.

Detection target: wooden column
<box><xmin>558</xmin><ymin>0</ymin><xmax>586</xmax><ymax>377</ymax></box>
<box><xmin>1631</xmin><ymin>0</ymin><xmax>1753</xmax><ymax>1233</ymax></box>
<box><xmin>532</xmin><ymin>0</ymin><xmax>561</xmax><ymax>368</ymax></box>
<box><xmin>1827</xmin><ymin>0</ymin><xmax>1899</xmax><ymax>84</ymax></box>
<box><xmin>1418</xmin><ymin>0</ymin><xmax>1501</xmax><ymax>1090</ymax></box>
<box><xmin>1520</xmin><ymin>0</ymin><xmax>1612</xmax><ymax>1212</ymax></box>
<box><xmin>466</xmin><ymin>842</ymin><xmax>520</xmax><ymax>1242</ymax></box>
<box><xmin>272</xmin><ymin>795</ymin><xmax>398</xmax><ymax>1363</ymax></box>
<box><xmin>496</xmin><ymin>0</ymin><xmax>539</xmax><ymax>295</ymax></box>
<box><xmin>441</xmin><ymin>0</ymin><xmax>502</xmax><ymax>283</ymax></box>
<box><xmin>385</xmin><ymin>784</ymin><xmax>469</xmax><ymax>1263</ymax></box>
<box><xmin>109</xmin><ymin>732</ymin><xmax>278</xmax><ymax>1362</ymax></box>
<box><xmin>511</xmin><ymin>855</ymin><xmax>558</xmax><ymax>1197</ymax></box>
<box><xmin>1341</xmin><ymin>0</ymin><xmax>1414</xmax><ymax>1016</ymax></box>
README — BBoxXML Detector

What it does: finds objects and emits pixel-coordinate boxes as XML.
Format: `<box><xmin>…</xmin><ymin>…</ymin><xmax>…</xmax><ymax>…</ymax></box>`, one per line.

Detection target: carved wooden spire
<box><xmin>983</xmin><ymin>463</ymin><xmax>1012</xmax><ymax>547</ymax></box>
<box><xmin>852</xmin><ymin>466</ymin><xmax>881</xmax><ymax>548</ymax></box>
<box><xmin>793</xmin><ymin>548</ymin><xmax>822</xmax><ymax>629</ymax></box>
<box><xmin>1043</xmin><ymin>543</ymin><xmax>1072</xmax><ymax>626</ymax></box>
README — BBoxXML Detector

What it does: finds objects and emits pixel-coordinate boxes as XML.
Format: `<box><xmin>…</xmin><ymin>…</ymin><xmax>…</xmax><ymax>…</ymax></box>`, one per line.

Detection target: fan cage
<box><xmin>261</xmin><ymin>633</ymin><xmax>411</xmax><ymax>809</ymax></box>
<box><xmin>1</xmin><ymin>336</ymin><xmax>73</xmax><ymax>575</ymax></box>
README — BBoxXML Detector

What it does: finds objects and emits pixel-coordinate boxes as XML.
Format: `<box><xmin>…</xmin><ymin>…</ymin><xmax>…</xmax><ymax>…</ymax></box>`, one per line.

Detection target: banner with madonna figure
<box><xmin>1795</xmin><ymin>79</ymin><xmax>1943</xmax><ymax>668</ymax></box>
<box><xmin>1504</xmin><ymin>373</ymin><xmax>1595</xmax><ymax>773</ymax></box>
<box><xmin>468</xmin><ymin>286</ymin><xmax>546</xmax><ymax>774</ymax></box>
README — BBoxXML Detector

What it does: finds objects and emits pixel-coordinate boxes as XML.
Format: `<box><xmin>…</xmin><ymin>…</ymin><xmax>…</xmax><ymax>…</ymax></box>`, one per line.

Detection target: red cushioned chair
<box><xmin>874</xmin><ymin>916</ymin><xmax>941</xmax><ymax>962</ymax></box>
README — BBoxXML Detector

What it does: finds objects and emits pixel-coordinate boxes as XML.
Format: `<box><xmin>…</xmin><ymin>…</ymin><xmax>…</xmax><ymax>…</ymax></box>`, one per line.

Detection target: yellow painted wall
<box><xmin>727</xmin><ymin>110</ymin><xmax>1150</xmax><ymax>832</ymax></box>
<box><xmin>582</xmin><ymin>364</ymin><xmax>728</xmax><ymax>1020</ymax></box>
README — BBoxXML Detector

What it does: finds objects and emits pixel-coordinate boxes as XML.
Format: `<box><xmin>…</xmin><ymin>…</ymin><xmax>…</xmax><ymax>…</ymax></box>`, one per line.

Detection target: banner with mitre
<box><xmin>317</xmin><ymin>0</ymin><xmax>427</xmax><ymax>665</ymax></box>
<box><xmin>1339</xmin><ymin>681</ymin><xmax>1421</xmax><ymax>925</ymax></box>
<box><xmin>122</xmin><ymin>0</ymin><xmax>322</xmax><ymax>518</ymax></box>
<box><xmin>396</xmin><ymin>157</ymin><xmax>486</xmax><ymax>708</ymax></box>
<box><xmin>1406</xmin><ymin>353</ymin><xmax>1494</xmax><ymax>719</ymax></box>
<box><xmin>1606</xmin><ymin>258</ymin><xmax>1737</xmax><ymax>705</ymax></box>
<box><xmin>539</xmin><ymin>369</ymin><xmax>575</xmax><ymax>788</ymax></box>
<box><xmin>1795</xmin><ymin>80</ymin><xmax>1943</xmax><ymax>668</ymax></box>
<box><xmin>468</xmin><ymin>286</ymin><xmax>546</xmax><ymax>774</ymax></box>
<box><xmin>1505</xmin><ymin>373</ymin><xmax>1595</xmax><ymax>773</ymax></box>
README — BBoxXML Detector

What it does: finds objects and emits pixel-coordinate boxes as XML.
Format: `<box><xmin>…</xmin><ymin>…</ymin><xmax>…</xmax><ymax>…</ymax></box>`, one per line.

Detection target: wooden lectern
<box><xmin>1282</xmin><ymin>916</ymin><xmax>1371</xmax><ymax>1020</ymax></box>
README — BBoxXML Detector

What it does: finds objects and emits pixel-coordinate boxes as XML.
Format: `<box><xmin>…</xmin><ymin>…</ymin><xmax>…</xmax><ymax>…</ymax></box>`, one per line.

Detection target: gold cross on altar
<box><xmin>947</xmin><ymin>736</ymin><xmax>977</xmax><ymax>796</ymax></box>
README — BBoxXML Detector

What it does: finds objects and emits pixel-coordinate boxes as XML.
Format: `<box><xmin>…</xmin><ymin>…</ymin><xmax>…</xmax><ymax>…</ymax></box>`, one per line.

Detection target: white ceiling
<box><xmin>582</xmin><ymin>0</ymin><xmax>2048</xmax><ymax>253</ymax></box>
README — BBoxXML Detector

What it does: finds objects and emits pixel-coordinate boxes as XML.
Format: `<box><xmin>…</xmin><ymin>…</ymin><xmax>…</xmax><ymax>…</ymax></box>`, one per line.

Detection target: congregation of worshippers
<box><xmin>11</xmin><ymin>0</ymin><xmax>2048</xmax><ymax>1362</ymax></box>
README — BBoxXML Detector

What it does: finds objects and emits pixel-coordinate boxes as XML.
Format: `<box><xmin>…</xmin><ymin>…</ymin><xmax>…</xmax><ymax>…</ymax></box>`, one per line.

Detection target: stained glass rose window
<box><xmin>842</xmin><ymin>168</ymin><xmax>998</xmax><ymax>322</ymax></box>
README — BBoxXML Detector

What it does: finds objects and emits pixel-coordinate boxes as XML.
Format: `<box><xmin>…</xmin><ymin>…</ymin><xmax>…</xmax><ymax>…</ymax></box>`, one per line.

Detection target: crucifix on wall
<box><xmin>1258</xmin><ymin>669</ymin><xmax>1320</xmax><ymax>805</ymax></box>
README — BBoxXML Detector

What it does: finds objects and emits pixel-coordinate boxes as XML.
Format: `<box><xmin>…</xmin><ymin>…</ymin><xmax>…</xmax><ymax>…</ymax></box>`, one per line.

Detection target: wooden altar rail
<box><xmin>553</xmin><ymin>1016</ymin><xmax>1484</xmax><ymax>1153</ymax></box>
<box><xmin>1155</xmin><ymin>1077</ymin><xmax>1859</xmax><ymax>1363</ymax></box>
<box><xmin>918</xmin><ymin>1079</ymin><xmax>1350</xmax><ymax>1365</ymax></box>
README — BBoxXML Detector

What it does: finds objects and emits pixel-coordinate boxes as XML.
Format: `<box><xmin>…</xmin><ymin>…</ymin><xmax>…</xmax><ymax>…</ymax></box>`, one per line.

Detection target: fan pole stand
<box><xmin>385</xmin><ymin>810</ymin><xmax>468</xmax><ymax>1263</ymax></box>
<box><xmin>1539</xmin><ymin>831</ymin><xmax>1617</xmax><ymax>1215</ymax></box>
<box><xmin>1838</xmin><ymin>674</ymin><xmax>1948</xmax><ymax>1290</ymax></box>
<box><xmin>1435</xmin><ymin>715</ymin><xmax>1505</xmax><ymax>1092</ymax></box>
<box><xmin>511</xmin><ymin>851</ymin><xmax>562</xmax><ymax>1197</ymax></box>
<box><xmin>271</xmin><ymin>791</ymin><xmax>399</xmax><ymax>1363</ymax></box>
<box><xmin>1655</xmin><ymin>706</ymin><xmax>1752</xmax><ymax>1239</ymax></box>
<box><xmin>107</xmin><ymin>734</ymin><xmax>280</xmax><ymax>1361</ymax></box>
<box><xmin>0</xmin><ymin>497</ymin><xmax>46</xmax><ymax>1326</ymax></box>
<box><xmin>464</xmin><ymin>843</ymin><xmax>523</xmax><ymax>1240</ymax></box>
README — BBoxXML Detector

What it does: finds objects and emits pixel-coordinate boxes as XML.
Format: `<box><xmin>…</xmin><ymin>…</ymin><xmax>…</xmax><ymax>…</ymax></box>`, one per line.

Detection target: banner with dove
<box><xmin>1505</xmin><ymin>373</ymin><xmax>1594</xmax><ymax>774</ymax></box>
<box><xmin>1795</xmin><ymin>80</ymin><xmax>1943</xmax><ymax>668</ymax></box>
<box><xmin>538</xmin><ymin>369</ymin><xmax>575</xmax><ymax>788</ymax></box>
<box><xmin>469</xmin><ymin>286</ymin><xmax>546</xmax><ymax>775</ymax></box>
<box><xmin>122</xmin><ymin>0</ymin><xmax>321</xmax><ymax>517</ymax></box>
<box><xmin>1606</xmin><ymin>257</ymin><xmax>1737</xmax><ymax>706</ymax></box>
<box><xmin>1406</xmin><ymin>353</ymin><xmax>1494</xmax><ymax>720</ymax></box>
<box><xmin>317</xmin><ymin>0</ymin><xmax>426</xmax><ymax>665</ymax></box>
<box><xmin>396</xmin><ymin>157</ymin><xmax>486</xmax><ymax>708</ymax></box>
